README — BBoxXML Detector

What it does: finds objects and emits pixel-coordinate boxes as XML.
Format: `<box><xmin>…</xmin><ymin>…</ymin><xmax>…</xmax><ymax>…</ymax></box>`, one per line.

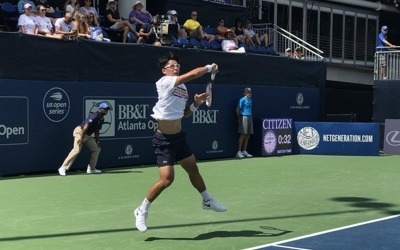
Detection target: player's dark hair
<box><xmin>158</xmin><ymin>52</ymin><xmax>179</xmax><ymax>68</ymax></box>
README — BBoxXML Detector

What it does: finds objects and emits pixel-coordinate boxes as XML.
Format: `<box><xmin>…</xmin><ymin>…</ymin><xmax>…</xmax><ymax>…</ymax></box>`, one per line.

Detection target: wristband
<box><xmin>205</xmin><ymin>65</ymin><xmax>212</xmax><ymax>73</ymax></box>
<box><xmin>190</xmin><ymin>103</ymin><xmax>198</xmax><ymax>112</ymax></box>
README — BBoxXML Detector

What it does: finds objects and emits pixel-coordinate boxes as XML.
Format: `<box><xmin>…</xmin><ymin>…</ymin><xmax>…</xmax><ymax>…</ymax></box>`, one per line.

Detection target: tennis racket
<box><xmin>205</xmin><ymin>72</ymin><xmax>216</xmax><ymax>107</ymax></box>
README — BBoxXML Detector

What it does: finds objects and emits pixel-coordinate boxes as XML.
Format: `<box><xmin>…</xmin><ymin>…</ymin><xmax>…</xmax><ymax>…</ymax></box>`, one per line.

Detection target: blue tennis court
<box><xmin>245</xmin><ymin>215</ymin><xmax>400</xmax><ymax>250</ymax></box>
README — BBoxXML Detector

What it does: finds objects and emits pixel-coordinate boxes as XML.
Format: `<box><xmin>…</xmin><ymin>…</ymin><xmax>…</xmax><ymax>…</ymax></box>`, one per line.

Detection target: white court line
<box><xmin>271</xmin><ymin>245</ymin><xmax>312</xmax><ymax>250</ymax></box>
<box><xmin>243</xmin><ymin>214</ymin><xmax>400</xmax><ymax>250</ymax></box>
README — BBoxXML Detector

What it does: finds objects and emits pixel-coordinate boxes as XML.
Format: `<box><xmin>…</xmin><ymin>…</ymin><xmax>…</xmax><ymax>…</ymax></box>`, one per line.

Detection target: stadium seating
<box><xmin>189</xmin><ymin>37</ymin><xmax>202</xmax><ymax>48</ymax></box>
<box><xmin>200</xmin><ymin>39</ymin><xmax>211</xmax><ymax>49</ymax></box>
<box><xmin>177</xmin><ymin>37</ymin><xmax>193</xmax><ymax>48</ymax></box>
<box><xmin>1</xmin><ymin>2</ymin><xmax>18</xmax><ymax>31</ymax></box>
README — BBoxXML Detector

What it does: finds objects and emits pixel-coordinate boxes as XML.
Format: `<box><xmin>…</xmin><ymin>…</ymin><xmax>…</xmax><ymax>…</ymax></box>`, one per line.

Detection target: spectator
<box><xmin>215</xmin><ymin>18</ymin><xmax>228</xmax><ymax>40</ymax></box>
<box><xmin>137</xmin><ymin>17</ymin><xmax>161</xmax><ymax>46</ymax></box>
<box><xmin>285</xmin><ymin>48</ymin><xmax>292</xmax><ymax>57</ymax></box>
<box><xmin>86</xmin><ymin>13</ymin><xmax>110</xmax><ymax>42</ymax></box>
<box><xmin>243</xmin><ymin>20</ymin><xmax>268</xmax><ymax>45</ymax></box>
<box><xmin>18</xmin><ymin>3</ymin><xmax>37</xmax><ymax>34</ymax></box>
<box><xmin>80</xmin><ymin>0</ymin><xmax>99</xmax><ymax>25</ymax></box>
<box><xmin>293</xmin><ymin>47</ymin><xmax>305</xmax><ymax>59</ymax></box>
<box><xmin>105</xmin><ymin>0</ymin><xmax>139</xmax><ymax>43</ymax></box>
<box><xmin>376</xmin><ymin>25</ymin><xmax>396</xmax><ymax>80</ymax></box>
<box><xmin>36</xmin><ymin>0</ymin><xmax>60</xmax><ymax>22</ymax></box>
<box><xmin>231</xmin><ymin>19</ymin><xmax>247</xmax><ymax>44</ymax></box>
<box><xmin>74</xmin><ymin>12</ymin><xmax>91</xmax><ymax>39</ymax></box>
<box><xmin>54</xmin><ymin>12</ymin><xmax>78</xmax><ymax>38</ymax></box>
<box><xmin>35</xmin><ymin>5</ymin><xmax>58</xmax><ymax>37</ymax></box>
<box><xmin>167</xmin><ymin>10</ymin><xmax>186</xmax><ymax>38</ymax></box>
<box><xmin>129</xmin><ymin>0</ymin><xmax>152</xmax><ymax>31</ymax></box>
<box><xmin>18</xmin><ymin>0</ymin><xmax>36</xmax><ymax>15</ymax></box>
<box><xmin>221</xmin><ymin>29</ymin><xmax>245</xmax><ymax>53</ymax></box>
<box><xmin>182</xmin><ymin>11</ymin><xmax>214</xmax><ymax>42</ymax></box>
<box><xmin>64</xmin><ymin>0</ymin><xmax>80</xmax><ymax>20</ymax></box>
<box><xmin>58</xmin><ymin>102</ymin><xmax>111</xmax><ymax>176</ymax></box>
<box><xmin>236</xmin><ymin>87</ymin><xmax>253</xmax><ymax>159</ymax></box>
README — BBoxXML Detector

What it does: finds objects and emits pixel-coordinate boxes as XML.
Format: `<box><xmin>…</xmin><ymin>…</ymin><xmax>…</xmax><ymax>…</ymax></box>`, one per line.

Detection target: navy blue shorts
<box><xmin>152</xmin><ymin>131</ymin><xmax>193</xmax><ymax>167</ymax></box>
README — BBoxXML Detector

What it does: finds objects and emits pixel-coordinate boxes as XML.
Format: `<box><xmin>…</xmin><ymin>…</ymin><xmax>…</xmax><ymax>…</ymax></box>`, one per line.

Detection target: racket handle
<box><xmin>211</xmin><ymin>73</ymin><xmax>216</xmax><ymax>80</ymax></box>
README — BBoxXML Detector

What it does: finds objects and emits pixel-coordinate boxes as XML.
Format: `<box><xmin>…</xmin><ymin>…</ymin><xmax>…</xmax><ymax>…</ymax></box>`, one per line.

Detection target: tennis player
<box><xmin>134</xmin><ymin>52</ymin><xmax>227</xmax><ymax>232</ymax></box>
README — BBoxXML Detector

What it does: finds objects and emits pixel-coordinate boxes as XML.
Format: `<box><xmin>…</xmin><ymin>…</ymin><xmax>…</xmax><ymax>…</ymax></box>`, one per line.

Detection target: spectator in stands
<box><xmin>129</xmin><ymin>0</ymin><xmax>152</xmax><ymax>31</ymax></box>
<box><xmin>54</xmin><ymin>12</ymin><xmax>78</xmax><ymax>38</ymax></box>
<box><xmin>243</xmin><ymin>20</ymin><xmax>268</xmax><ymax>46</ymax></box>
<box><xmin>86</xmin><ymin>13</ymin><xmax>110</xmax><ymax>42</ymax></box>
<box><xmin>377</xmin><ymin>25</ymin><xmax>396</xmax><ymax>80</ymax></box>
<box><xmin>285</xmin><ymin>48</ymin><xmax>293</xmax><ymax>57</ymax></box>
<box><xmin>64</xmin><ymin>0</ymin><xmax>80</xmax><ymax>20</ymax></box>
<box><xmin>18</xmin><ymin>3</ymin><xmax>37</xmax><ymax>34</ymax></box>
<box><xmin>231</xmin><ymin>19</ymin><xmax>247</xmax><ymax>44</ymax></box>
<box><xmin>167</xmin><ymin>10</ymin><xmax>186</xmax><ymax>38</ymax></box>
<box><xmin>35</xmin><ymin>5</ymin><xmax>57</xmax><ymax>37</ymax></box>
<box><xmin>215</xmin><ymin>18</ymin><xmax>228</xmax><ymax>40</ymax></box>
<box><xmin>236</xmin><ymin>87</ymin><xmax>253</xmax><ymax>159</ymax></box>
<box><xmin>293</xmin><ymin>47</ymin><xmax>305</xmax><ymax>59</ymax></box>
<box><xmin>105</xmin><ymin>0</ymin><xmax>138</xmax><ymax>43</ymax></box>
<box><xmin>36</xmin><ymin>0</ymin><xmax>60</xmax><ymax>22</ymax></box>
<box><xmin>221</xmin><ymin>29</ymin><xmax>245</xmax><ymax>53</ymax></box>
<box><xmin>80</xmin><ymin>0</ymin><xmax>99</xmax><ymax>25</ymax></box>
<box><xmin>18</xmin><ymin>0</ymin><xmax>36</xmax><ymax>15</ymax></box>
<box><xmin>74</xmin><ymin>12</ymin><xmax>91</xmax><ymax>39</ymax></box>
<box><xmin>58</xmin><ymin>102</ymin><xmax>110</xmax><ymax>176</ymax></box>
<box><xmin>137</xmin><ymin>17</ymin><xmax>161</xmax><ymax>46</ymax></box>
<box><xmin>183</xmin><ymin>11</ymin><xmax>214</xmax><ymax>42</ymax></box>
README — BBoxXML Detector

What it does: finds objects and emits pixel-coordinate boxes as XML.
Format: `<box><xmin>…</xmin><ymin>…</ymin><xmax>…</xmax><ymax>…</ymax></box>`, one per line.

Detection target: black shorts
<box><xmin>152</xmin><ymin>131</ymin><xmax>193</xmax><ymax>167</ymax></box>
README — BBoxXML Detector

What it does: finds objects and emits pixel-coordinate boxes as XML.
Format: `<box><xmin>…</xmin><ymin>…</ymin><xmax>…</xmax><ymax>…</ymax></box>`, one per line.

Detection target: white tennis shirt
<box><xmin>151</xmin><ymin>76</ymin><xmax>189</xmax><ymax>120</ymax></box>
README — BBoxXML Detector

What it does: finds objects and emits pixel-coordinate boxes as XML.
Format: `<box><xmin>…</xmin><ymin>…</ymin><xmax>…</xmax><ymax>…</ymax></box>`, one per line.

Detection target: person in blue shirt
<box><xmin>376</xmin><ymin>25</ymin><xmax>396</xmax><ymax>79</ymax></box>
<box><xmin>236</xmin><ymin>87</ymin><xmax>253</xmax><ymax>158</ymax></box>
<box><xmin>58</xmin><ymin>102</ymin><xmax>110</xmax><ymax>176</ymax></box>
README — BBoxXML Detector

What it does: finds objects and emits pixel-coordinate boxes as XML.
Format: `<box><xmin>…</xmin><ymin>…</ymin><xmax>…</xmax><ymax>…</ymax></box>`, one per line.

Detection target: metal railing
<box><xmin>252</xmin><ymin>23</ymin><xmax>324</xmax><ymax>61</ymax></box>
<box><xmin>374</xmin><ymin>48</ymin><xmax>400</xmax><ymax>80</ymax></box>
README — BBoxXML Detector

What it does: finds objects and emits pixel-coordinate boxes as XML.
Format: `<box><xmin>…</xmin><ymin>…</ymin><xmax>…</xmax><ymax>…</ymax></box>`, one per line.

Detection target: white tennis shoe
<box><xmin>242</xmin><ymin>151</ymin><xmax>253</xmax><ymax>157</ymax></box>
<box><xmin>202</xmin><ymin>198</ymin><xmax>227</xmax><ymax>212</ymax></box>
<box><xmin>58</xmin><ymin>167</ymin><xmax>66</xmax><ymax>176</ymax></box>
<box><xmin>134</xmin><ymin>207</ymin><xmax>148</xmax><ymax>232</ymax></box>
<box><xmin>236</xmin><ymin>151</ymin><xmax>245</xmax><ymax>158</ymax></box>
<box><xmin>87</xmin><ymin>168</ymin><xmax>102</xmax><ymax>174</ymax></box>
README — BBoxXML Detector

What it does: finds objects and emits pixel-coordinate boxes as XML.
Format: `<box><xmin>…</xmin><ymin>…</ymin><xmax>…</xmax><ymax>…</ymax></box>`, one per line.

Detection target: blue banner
<box><xmin>0</xmin><ymin>96</ymin><xmax>29</xmax><ymax>145</ymax></box>
<box><xmin>294</xmin><ymin>122</ymin><xmax>380</xmax><ymax>156</ymax></box>
<box><xmin>0</xmin><ymin>80</ymin><xmax>319</xmax><ymax>176</ymax></box>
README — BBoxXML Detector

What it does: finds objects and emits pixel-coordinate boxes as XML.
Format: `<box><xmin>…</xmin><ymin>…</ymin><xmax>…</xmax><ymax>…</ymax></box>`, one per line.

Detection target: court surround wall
<box><xmin>0</xmin><ymin>32</ymin><xmax>325</xmax><ymax>176</ymax></box>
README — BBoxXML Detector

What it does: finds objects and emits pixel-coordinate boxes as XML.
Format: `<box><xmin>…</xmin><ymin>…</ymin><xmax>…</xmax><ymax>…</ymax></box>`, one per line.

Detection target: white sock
<box><xmin>201</xmin><ymin>190</ymin><xmax>211</xmax><ymax>201</ymax></box>
<box><xmin>139</xmin><ymin>198</ymin><xmax>151</xmax><ymax>212</ymax></box>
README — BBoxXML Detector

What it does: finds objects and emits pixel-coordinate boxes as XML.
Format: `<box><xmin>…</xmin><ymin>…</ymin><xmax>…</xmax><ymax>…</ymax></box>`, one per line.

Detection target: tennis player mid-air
<box><xmin>134</xmin><ymin>52</ymin><xmax>227</xmax><ymax>232</ymax></box>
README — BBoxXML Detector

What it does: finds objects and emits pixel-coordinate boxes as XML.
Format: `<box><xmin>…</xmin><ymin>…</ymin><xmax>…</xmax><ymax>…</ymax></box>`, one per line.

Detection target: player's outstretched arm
<box><xmin>175</xmin><ymin>63</ymin><xmax>218</xmax><ymax>86</ymax></box>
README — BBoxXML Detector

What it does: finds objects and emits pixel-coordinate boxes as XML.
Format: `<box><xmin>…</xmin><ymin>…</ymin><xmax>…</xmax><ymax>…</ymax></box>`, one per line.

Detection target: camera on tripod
<box><xmin>152</xmin><ymin>15</ymin><xmax>178</xmax><ymax>45</ymax></box>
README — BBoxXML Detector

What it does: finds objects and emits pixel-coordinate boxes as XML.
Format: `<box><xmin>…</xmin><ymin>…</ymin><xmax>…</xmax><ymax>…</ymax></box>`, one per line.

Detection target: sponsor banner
<box><xmin>294</xmin><ymin>122</ymin><xmax>380</xmax><ymax>156</ymax></box>
<box><xmin>0</xmin><ymin>80</ymin><xmax>319</xmax><ymax>176</ymax></box>
<box><xmin>0</xmin><ymin>96</ymin><xmax>29</xmax><ymax>145</ymax></box>
<box><xmin>261</xmin><ymin>118</ymin><xmax>293</xmax><ymax>156</ymax></box>
<box><xmin>383</xmin><ymin>119</ymin><xmax>400</xmax><ymax>154</ymax></box>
